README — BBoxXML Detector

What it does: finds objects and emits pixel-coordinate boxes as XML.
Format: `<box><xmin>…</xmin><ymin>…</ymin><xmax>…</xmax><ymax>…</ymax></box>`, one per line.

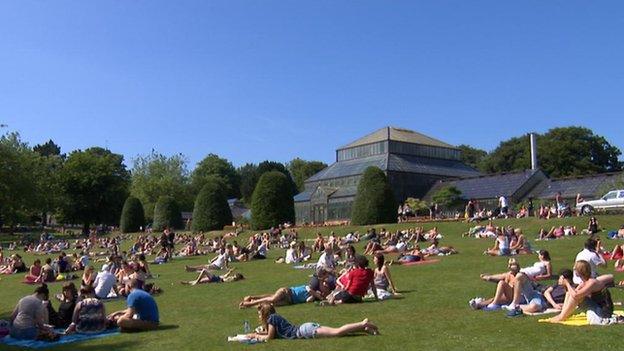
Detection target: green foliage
<box><xmin>481</xmin><ymin>127</ymin><xmax>622</xmax><ymax>177</ymax></box>
<box><xmin>120</xmin><ymin>196</ymin><xmax>145</xmax><ymax>233</ymax></box>
<box><xmin>432</xmin><ymin>186</ymin><xmax>463</xmax><ymax>209</ymax></box>
<box><xmin>33</xmin><ymin>139</ymin><xmax>62</xmax><ymax>158</ymax></box>
<box><xmin>153</xmin><ymin>196</ymin><xmax>183</xmax><ymax>231</ymax></box>
<box><xmin>287</xmin><ymin>158</ymin><xmax>327</xmax><ymax>192</ymax></box>
<box><xmin>58</xmin><ymin>147</ymin><xmax>130</xmax><ymax>232</ymax></box>
<box><xmin>597</xmin><ymin>173</ymin><xmax>624</xmax><ymax>197</ymax></box>
<box><xmin>351</xmin><ymin>167</ymin><xmax>397</xmax><ymax>225</ymax></box>
<box><xmin>130</xmin><ymin>151</ymin><xmax>192</xmax><ymax>221</ymax></box>
<box><xmin>238</xmin><ymin>161</ymin><xmax>298</xmax><ymax>204</ymax></box>
<box><xmin>404</xmin><ymin>197</ymin><xmax>430</xmax><ymax>216</ymax></box>
<box><xmin>457</xmin><ymin>144</ymin><xmax>488</xmax><ymax>171</ymax></box>
<box><xmin>251</xmin><ymin>171</ymin><xmax>295</xmax><ymax>229</ymax></box>
<box><xmin>192</xmin><ymin>153</ymin><xmax>240</xmax><ymax>199</ymax></box>
<box><xmin>192</xmin><ymin>177</ymin><xmax>233</xmax><ymax>232</ymax></box>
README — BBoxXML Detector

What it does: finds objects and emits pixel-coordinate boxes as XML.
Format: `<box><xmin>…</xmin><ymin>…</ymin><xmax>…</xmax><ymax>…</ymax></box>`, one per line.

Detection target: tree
<box><xmin>0</xmin><ymin>133</ymin><xmax>42</xmax><ymax>230</ymax></box>
<box><xmin>432</xmin><ymin>186</ymin><xmax>463</xmax><ymax>209</ymax></box>
<box><xmin>59</xmin><ymin>147</ymin><xmax>130</xmax><ymax>233</ymax></box>
<box><xmin>191</xmin><ymin>154</ymin><xmax>240</xmax><ymax>199</ymax></box>
<box><xmin>256</xmin><ymin>161</ymin><xmax>298</xmax><ymax>196</ymax></box>
<box><xmin>120</xmin><ymin>196</ymin><xmax>145</xmax><ymax>233</ymax></box>
<box><xmin>351</xmin><ymin>167</ymin><xmax>397</xmax><ymax>225</ymax></box>
<box><xmin>481</xmin><ymin>127</ymin><xmax>622</xmax><ymax>177</ymax></box>
<box><xmin>457</xmin><ymin>144</ymin><xmax>487</xmax><ymax>171</ymax></box>
<box><xmin>404</xmin><ymin>197</ymin><xmax>430</xmax><ymax>216</ymax></box>
<box><xmin>287</xmin><ymin>158</ymin><xmax>327</xmax><ymax>192</ymax></box>
<box><xmin>237</xmin><ymin>163</ymin><xmax>259</xmax><ymax>204</ymax></box>
<box><xmin>130</xmin><ymin>151</ymin><xmax>192</xmax><ymax>221</ymax></box>
<box><xmin>251</xmin><ymin>171</ymin><xmax>295</xmax><ymax>229</ymax></box>
<box><xmin>192</xmin><ymin>177</ymin><xmax>233</xmax><ymax>232</ymax></box>
<box><xmin>153</xmin><ymin>196</ymin><xmax>183</xmax><ymax>231</ymax></box>
<box><xmin>33</xmin><ymin>139</ymin><xmax>62</xmax><ymax>158</ymax></box>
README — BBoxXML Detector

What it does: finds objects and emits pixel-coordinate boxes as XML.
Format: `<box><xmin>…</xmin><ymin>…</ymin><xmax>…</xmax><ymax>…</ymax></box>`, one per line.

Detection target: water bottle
<box><xmin>243</xmin><ymin>320</ymin><xmax>250</xmax><ymax>333</ymax></box>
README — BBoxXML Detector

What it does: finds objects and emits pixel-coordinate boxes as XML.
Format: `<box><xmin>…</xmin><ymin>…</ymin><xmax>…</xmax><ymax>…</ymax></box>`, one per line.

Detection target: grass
<box><xmin>1</xmin><ymin>214</ymin><xmax>624</xmax><ymax>350</ymax></box>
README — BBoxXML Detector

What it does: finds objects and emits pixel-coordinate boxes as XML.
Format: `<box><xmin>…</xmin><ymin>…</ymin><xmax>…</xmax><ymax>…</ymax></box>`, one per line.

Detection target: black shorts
<box><xmin>334</xmin><ymin>290</ymin><xmax>362</xmax><ymax>304</ymax></box>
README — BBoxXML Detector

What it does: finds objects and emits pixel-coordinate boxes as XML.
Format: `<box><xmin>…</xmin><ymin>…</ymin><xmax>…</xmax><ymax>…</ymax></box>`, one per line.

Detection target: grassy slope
<box><xmin>1</xmin><ymin>215</ymin><xmax>624</xmax><ymax>350</ymax></box>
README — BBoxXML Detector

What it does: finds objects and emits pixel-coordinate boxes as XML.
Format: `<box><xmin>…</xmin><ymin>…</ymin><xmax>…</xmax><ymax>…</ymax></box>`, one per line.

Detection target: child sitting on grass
<box><xmin>246</xmin><ymin>303</ymin><xmax>378</xmax><ymax>341</ymax></box>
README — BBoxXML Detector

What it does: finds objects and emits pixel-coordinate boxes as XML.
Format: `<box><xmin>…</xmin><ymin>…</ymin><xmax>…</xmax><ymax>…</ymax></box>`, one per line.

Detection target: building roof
<box><xmin>425</xmin><ymin>169</ymin><xmax>541</xmax><ymax>200</ymax></box>
<box><xmin>338</xmin><ymin>126</ymin><xmax>457</xmax><ymax>150</ymax></box>
<box><xmin>531</xmin><ymin>172</ymin><xmax>623</xmax><ymax>200</ymax></box>
<box><xmin>305</xmin><ymin>153</ymin><xmax>479</xmax><ymax>183</ymax></box>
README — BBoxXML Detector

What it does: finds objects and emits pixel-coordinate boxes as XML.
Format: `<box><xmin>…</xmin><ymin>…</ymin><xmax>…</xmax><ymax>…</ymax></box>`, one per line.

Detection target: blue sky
<box><xmin>1</xmin><ymin>1</ymin><xmax>623</xmax><ymax>168</ymax></box>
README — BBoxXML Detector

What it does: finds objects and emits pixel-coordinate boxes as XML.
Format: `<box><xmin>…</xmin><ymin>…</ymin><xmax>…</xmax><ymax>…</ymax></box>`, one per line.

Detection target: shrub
<box><xmin>120</xmin><ymin>196</ymin><xmax>145</xmax><ymax>233</ymax></box>
<box><xmin>432</xmin><ymin>186</ymin><xmax>463</xmax><ymax>209</ymax></box>
<box><xmin>153</xmin><ymin>196</ymin><xmax>183</xmax><ymax>230</ymax></box>
<box><xmin>192</xmin><ymin>177</ymin><xmax>233</xmax><ymax>232</ymax></box>
<box><xmin>251</xmin><ymin>171</ymin><xmax>295</xmax><ymax>229</ymax></box>
<box><xmin>351</xmin><ymin>167</ymin><xmax>397</xmax><ymax>225</ymax></box>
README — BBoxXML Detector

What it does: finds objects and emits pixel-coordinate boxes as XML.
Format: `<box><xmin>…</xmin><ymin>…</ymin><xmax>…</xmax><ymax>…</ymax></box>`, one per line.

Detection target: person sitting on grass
<box><xmin>509</xmin><ymin>229</ymin><xmax>531</xmax><ymax>254</ymax></box>
<box><xmin>65</xmin><ymin>286</ymin><xmax>108</xmax><ymax>335</ymax></box>
<box><xmin>9</xmin><ymin>284</ymin><xmax>57</xmax><ymax>340</ymax></box>
<box><xmin>48</xmin><ymin>282</ymin><xmax>78</xmax><ymax>328</ymax></box>
<box><xmin>24</xmin><ymin>259</ymin><xmax>43</xmax><ymax>283</ymax></box>
<box><xmin>484</xmin><ymin>230</ymin><xmax>510</xmax><ymax>256</ymax></box>
<box><xmin>325</xmin><ymin>255</ymin><xmax>377</xmax><ymax>305</ymax></box>
<box><xmin>500</xmin><ymin>250</ymin><xmax>553</xmax><ymax>314</ymax></box>
<box><xmin>542</xmin><ymin>269</ymin><xmax>575</xmax><ymax>311</ymax></box>
<box><xmin>181</xmin><ymin>268</ymin><xmax>244</xmax><ymax>285</ymax></box>
<box><xmin>108</xmin><ymin>278</ymin><xmax>159</xmax><ymax>332</ymax></box>
<box><xmin>245</xmin><ymin>303</ymin><xmax>378</xmax><ymax>341</ymax></box>
<box><xmin>573</xmin><ymin>238</ymin><xmax>606</xmax><ymax>285</ymax></box>
<box><xmin>469</xmin><ymin>259</ymin><xmax>520</xmax><ymax>311</ymax></box>
<box><xmin>547</xmin><ymin>260</ymin><xmax>623</xmax><ymax>325</ymax></box>
<box><xmin>372</xmin><ymin>253</ymin><xmax>398</xmax><ymax>299</ymax></box>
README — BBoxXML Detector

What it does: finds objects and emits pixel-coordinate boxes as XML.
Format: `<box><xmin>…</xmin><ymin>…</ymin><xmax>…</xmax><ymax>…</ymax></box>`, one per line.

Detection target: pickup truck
<box><xmin>576</xmin><ymin>190</ymin><xmax>624</xmax><ymax>215</ymax></box>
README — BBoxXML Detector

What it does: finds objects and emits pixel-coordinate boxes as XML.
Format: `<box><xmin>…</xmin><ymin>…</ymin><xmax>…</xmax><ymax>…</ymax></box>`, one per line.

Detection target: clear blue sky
<box><xmin>1</xmin><ymin>1</ymin><xmax>623</xmax><ymax>168</ymax></box>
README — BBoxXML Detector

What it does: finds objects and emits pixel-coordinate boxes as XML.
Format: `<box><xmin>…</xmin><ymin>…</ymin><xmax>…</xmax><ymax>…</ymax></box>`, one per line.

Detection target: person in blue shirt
<box><xmin>247</xmin><ymin>303</ymin><xmax>378</xmax><ymax>341</ymax></box>
<box><xmin>109</xmin><ymin>279</ymin><xmax>159</xmax><ymax>332</ymax></box>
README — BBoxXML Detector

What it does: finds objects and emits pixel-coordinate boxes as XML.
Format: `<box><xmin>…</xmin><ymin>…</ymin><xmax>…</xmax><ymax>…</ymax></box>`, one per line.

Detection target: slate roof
<box><xmin>305</xmin><ymin>154</ymin><xmax>479</xmax><ymax>183</ymax></box>
<box><xmin>294</xmin><ymin>190</ymin><xmax>314</xmax><ymax>202</ymax></box>
<box><xmin>425</xmin><ymin>170</ymin><xmax>541</xmax><ymax>200</ymax></box>
<box><xmin>338</xmin><ymin>126</ymin><xmax>457</xmax><ymax>150</ymax></box>
<box><xmin>531</xmin><ymin>172</ymin><xmax>623</xmax><ymax>200</ymax></box>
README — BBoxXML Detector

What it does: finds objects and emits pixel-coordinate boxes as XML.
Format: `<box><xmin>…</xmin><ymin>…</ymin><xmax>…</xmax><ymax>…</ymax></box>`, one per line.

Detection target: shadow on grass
<box><xmin>157</xmin><ymin>324</ymin><xmax>179</xmax><ymax>331</ymax></box>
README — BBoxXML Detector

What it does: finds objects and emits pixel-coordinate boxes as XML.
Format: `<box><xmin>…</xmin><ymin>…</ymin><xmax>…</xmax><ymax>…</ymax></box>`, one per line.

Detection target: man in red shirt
<box><xmin>331</xmin><ymin>255</ymin><xmax>377</xmax><ymax>304</ymax></box>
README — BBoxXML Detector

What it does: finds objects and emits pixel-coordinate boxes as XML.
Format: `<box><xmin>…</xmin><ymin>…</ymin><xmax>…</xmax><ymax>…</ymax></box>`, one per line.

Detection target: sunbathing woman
<box><xmin>389</xmin><ymin>246</ymin><xmax>425</xmax><ymax>265</ymax></box>
<box><xmin>484</xmin><ymin>231</ymin><xmax>510</xmax><ymax>256</ymax></box>
<box><xmin>24</xmin><ymin>259</ymin><xmax>43</xmax><ymax>283</ymax></box>
<box><xmin>372</xmin><ymin>254</ymin><xmax>398</xmax><ymax>299</ymax></box>
<box><xmin>181</xmin><ymin>268</ymin><xmax>244</xmax><ymax>285</ymax></box>
<box><xmin>547</xmin><ymin>260</ymin><xmax>622</xmax><ymax>325</ymax></box>
<box><xmin>469</xmin><ymin>259</ymin><xmax>520</xmax><ymax>310</ymax></box>
<box><xmin>509</xmin><ymin>229</ymin><xmax>531</xmax><ymax>254</ymax></box>
<box><xmin>239</xmin><ymin>283</ymin><xmax>324</xmax><ymax>308</ymax></box>
<box><xmin>246</xmin><ymin>303</ymin><xmax>378</xmax><ymax>341</ymax></box>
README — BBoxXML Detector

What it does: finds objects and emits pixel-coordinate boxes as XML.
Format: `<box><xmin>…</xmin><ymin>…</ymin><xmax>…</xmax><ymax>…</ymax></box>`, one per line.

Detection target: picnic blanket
<box><xmin>538</xmin><ymin>310</ymin><xmax>624</xmax><ymax>326</ymax></box>
<box><xmin>22</xmin><ymin>276</ymin><xmax>78</xmax><ymax>285</ymax></box>
<box><xmin>0</xmin><ymin>328</ymin><xmax>119</xmax><ymax>349</ymax></box>
<box><xmin>400</xmin><ymin>258</ymin><xmax>440</xmax><ymax>266</ymax></box>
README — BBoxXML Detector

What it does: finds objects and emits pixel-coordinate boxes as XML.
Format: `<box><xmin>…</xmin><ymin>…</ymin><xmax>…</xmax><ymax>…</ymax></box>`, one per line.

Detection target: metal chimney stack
<box><xmin>529</xmin><ymin>132</ymin><xmax>538</xmax><ymax>170</ymax></box>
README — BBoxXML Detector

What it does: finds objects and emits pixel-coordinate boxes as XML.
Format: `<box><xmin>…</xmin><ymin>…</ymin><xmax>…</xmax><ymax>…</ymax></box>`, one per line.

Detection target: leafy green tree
<box><xmin>191</xmin><ymin>153</ymin><xmax>240</xmax><ymax>199</ymax></box>
<box><xmin>33</xmin><ymin>139</ymin><xmax>63</xmax><ymax>158</ymax></box>
<box><xmin>251</xmin><ymin>171</ymin><xmax>295</xmax><ymax>229</ymax></box>
<box><xmin>0</xmin><ymin>133</ymin><xmax>42</xmax><ymax>230</ymax></box>
<box><xmin>257</xmin><ymin>161</ymin><xmax>298</xmax><ymax>196</ymax></box>
<box><xmin>192</xmin><ymin>177</ymin><xmax>233</xmax><ymax>232</ymax></box>
<box><xmin>120</xmin><ymin>196</ymin><xmax>145</xmax><ymax>233</ymax></box>
<box><xmin>153</xmin><ymin>196</ymin><xmax>183</xmax><ymax>231</ymax></box>
<box><xmin>404</xmin><ymin>197</ymin><xmax>430</xmax><ymax>216</ymax></box>
<box><xmin>130</xmin><ymin>151</ymin><xmax>192</xmax><ymax>221</ymax></box>
<box><xmin>59</xmin><ymin>147</ymin><xmax>130</xmax><ymax>233</ymax></box>
<box><xmin>351</xmin><ymin>167</ymin><xmax>397</xmax><ymax>225</ymax></box>
<box><xmin>287</xmin><ymin>158</ymin><xmax>327</xmax><ymax>192</ymax></box>
<box><xmin>457</xmin><ymin>144</ymin><xmax>487</xmax><ymax>171</ymax></box>
<box><xmin>432</xmin><ymin>186</ymin><xmax>463</xmax><ymax>209</ymax></box>
<box><xmin>237</xmin><ymin>163</ymin><xmax>258</xmax><ymax>204</ymax></box>
<box><xmin>481</xmin><ymin>127</ymin><xmax>622</xmax><ymax>177</ymax></box>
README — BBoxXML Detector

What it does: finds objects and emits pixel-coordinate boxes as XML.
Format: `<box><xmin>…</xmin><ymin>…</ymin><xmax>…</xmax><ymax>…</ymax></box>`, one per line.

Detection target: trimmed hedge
<box><xmin>120</xmin><ymin>196</ymin><xmax>145</xmax><ymax>233</ymax></box>
<box><xmin>192</xmin><ymin>178</ymin><xmax>233</xmax><ymax>232</ymax></box>
<box><xmin>251</xmin><ymin>171</ymin><xmax>295</xmax><ymax>230</ymax></box>
<box><xmin>351</xmin><ymin>166</ymin><xmax>397</xmax><ymax>225</ymax></box>
<box><xmin>153</xmin><ymin>196</ymin><xmax>183</xmax><ymax>231</ymax></box>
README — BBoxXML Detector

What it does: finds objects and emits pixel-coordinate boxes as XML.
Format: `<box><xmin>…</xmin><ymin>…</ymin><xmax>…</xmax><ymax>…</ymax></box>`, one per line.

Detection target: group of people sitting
<box><xmin>471</xmin><ymin>237</ymin><xmax>623</xmax><ymax>325</ymax></box>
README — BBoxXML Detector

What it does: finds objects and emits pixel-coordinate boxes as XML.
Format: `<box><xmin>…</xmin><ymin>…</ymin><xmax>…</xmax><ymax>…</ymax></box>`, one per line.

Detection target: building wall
<box><xmin>336</xmin><ymin>141</ymin><xmax>388</xmax><ymax>161</ymax></box>
<box><xmin>387</xmin><ymin>171</ymin><xmax>452</xmax><ymax>203</ymax></box>
<box><xmin>388</xmin><ymin>141</ymin><xmax>460</xmax><ymax>160</ymax></box>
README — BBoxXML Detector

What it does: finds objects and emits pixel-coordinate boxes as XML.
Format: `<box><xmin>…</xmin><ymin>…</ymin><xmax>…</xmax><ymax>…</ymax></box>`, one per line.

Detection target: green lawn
<box><xmin>2</xmin><ymin>215</ymin><xmax>624</xmax><ymax>350</ymax></box>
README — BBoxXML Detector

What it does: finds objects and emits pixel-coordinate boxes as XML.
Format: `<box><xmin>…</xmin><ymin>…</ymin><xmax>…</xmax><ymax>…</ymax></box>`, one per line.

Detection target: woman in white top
<box><xmin>503</xmin><ymin>250</ymin><xmax>552</xmax><ymax>311</ymax></box>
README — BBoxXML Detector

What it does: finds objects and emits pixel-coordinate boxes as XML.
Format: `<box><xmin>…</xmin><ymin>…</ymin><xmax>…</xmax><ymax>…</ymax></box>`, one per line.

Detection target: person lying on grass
<box><xmin>469</xmin><ymin>259</ymin><xmax>520</xmax><ymax>310</ymax></box>
<box><xmin>498</xmin><ymin>250</ymin><xmax>553</xmax><ymax>314</ymax></box>
<box><xmin>245</xmin><ymin>303</ymin><xmax>379</xmax><ymax>341</ymax></box>
<box><xmin>547</xmin><ymin>260</ymin><xmax>623</xmax><ymax>325</ymax></box>
<box><xmin>108</xmin><ymin>278</ymin><xmax>159</xmax><ymax>332</ymax></box>
<box><xmin>181</xmin><ymin>268</ymin><xmax>244</xmax><ymax>285</ymax></box>
<box><xmin>389</xmin><ymin>245</ymin><xmax>425</xmax><ymax>265</ymax></box>
<box><xmin>185</xmin><ymin>248</ymin><xmax>229</xmax><ymax>272</ymax></box>
<box><xmin>239</xmin><ymin>283</ymin><xmax>326</xmax><ymax>308</ymax></box>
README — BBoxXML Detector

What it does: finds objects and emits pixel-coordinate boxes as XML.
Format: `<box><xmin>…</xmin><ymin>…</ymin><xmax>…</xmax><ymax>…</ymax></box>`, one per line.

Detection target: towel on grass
<box><xmin>1</xmin><ymin>328</ymin><xmax>119</xmax><ymax>349</ymax></box>
<box><xmin>538</xmin><ymin>310</ymin><xmax>624</xmax><ymax>326</ymax></box>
